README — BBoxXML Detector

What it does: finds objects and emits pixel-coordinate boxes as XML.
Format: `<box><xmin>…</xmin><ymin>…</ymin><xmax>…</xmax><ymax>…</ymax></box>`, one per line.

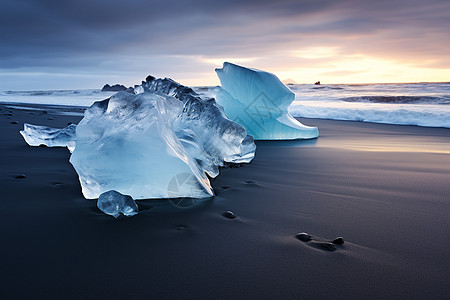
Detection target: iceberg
<box><xmin>97</xmin><ymin>190</ymin><xmax>138</xmax><ymax>218</ymax></box>
<box><xmin>215</xmin><ymin>62</ymin><xmax>319</xmax><ymax>140</ymax></box>
<box><xmin>20</xmin><ymin>123</ymin><xmax>77</xmax><ymax>152</ymax></box>
<box><xmin>70</xmin><ymin>77</ymin><xmax>255</xmax><ymax>199</ymax></box>
<box><xmin>20</xmin><ymin>77</ymin><xmax>255</xmax><ymax>200</ymax></box>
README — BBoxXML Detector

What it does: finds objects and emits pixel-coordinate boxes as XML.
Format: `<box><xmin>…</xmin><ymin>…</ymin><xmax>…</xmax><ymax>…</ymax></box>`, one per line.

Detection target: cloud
<box><xmin>1</xmin><ymin>0</ymin><xmax>450</xmax><ymax>88</ymax></box>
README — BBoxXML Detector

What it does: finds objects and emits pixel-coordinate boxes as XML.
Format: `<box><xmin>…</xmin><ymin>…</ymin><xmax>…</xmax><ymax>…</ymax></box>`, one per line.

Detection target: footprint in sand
<box><xmin>243</xmin><ymin>180</ymin><xmax>260</xmax><ymax>186</ymax></box>
<box><xmin>296</xmin><ymin>232</ymin><xmax>345</xmax><ymax>252</ymax></box>
<box><xmin>176</xmin><ymin>225</ymin><xmax>187</xmax><ymax>231</ymax></box>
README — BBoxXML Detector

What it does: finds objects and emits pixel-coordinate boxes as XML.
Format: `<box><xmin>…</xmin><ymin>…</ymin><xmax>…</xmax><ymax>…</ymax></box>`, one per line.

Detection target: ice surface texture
<box><xmin>20</xmin><ymin>123</ymin><xmax>77</xmax><ymax>152</ymax></box>
<box><xmin>97</xmin><ymin>190</ymin><xmax>138</xmax><ymax>218</ymax></box>
<box><xmin>138</xmin><ymin>77</ymin><xmax>256</xmax><ymax>176</ymax></box>
<box><xmin>70</xmin><ymin>78</ymin><xmax>255</xmax><ymax>199</ymax></box>
<box><xmin>215</xmin><ymin>62</ymin><xmax>319</xmax><ymax>140</ymax></box>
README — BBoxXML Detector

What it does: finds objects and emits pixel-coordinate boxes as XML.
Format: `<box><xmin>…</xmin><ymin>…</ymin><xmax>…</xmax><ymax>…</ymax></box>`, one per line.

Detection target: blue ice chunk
<box><xmin>20</xmin><ymin>123</ymin><xmax>77</xmax><ymax>152</ymax></box>
<box><xmin>19</xmin><ymin>75</ymin><xmax>256</xmax><ymax>201</ymax></box>
<box><xmin>215</xmin><ymin>62</ymin><xmax>319</xmax><ymax>140</ymax></box>
<box><xmin>97</xmin><ymin>190</ymin><xmax>138</xmax><ymax>218</ymax></box>
<box><xmin>70</xmin><ymin>81</ymin><xmax>255</xmax><ymax>200</ymax></box>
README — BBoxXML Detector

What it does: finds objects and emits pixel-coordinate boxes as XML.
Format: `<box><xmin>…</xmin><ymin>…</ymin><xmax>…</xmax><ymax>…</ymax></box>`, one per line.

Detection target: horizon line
<box><xmin>2</xmin><ymin>81</ymin><xmax>449</xmax><ymax>92</ymax></box>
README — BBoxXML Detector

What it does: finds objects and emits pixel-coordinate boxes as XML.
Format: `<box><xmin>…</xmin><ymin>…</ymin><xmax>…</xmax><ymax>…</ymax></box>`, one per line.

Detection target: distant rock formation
<box><xmin>101</xmin><ymin>84</ymin><xmax>134</xmax><ymax>93</ymax></box>
<box><xmin>314</xmin><ymin>81</ymin><xmax>321</xmax><ymax>85</ymax></box>
<box><xmin>102</xmin><ymin>75</ymin><xmax>156</xmax><ymax>93</ymax></box>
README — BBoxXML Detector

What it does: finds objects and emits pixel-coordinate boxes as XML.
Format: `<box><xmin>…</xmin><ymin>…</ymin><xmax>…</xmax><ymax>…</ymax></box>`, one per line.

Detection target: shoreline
<box><xmin>1</xmin><ymin>103</ymin><xmax>450</xmax><ymax>298</ymax></box>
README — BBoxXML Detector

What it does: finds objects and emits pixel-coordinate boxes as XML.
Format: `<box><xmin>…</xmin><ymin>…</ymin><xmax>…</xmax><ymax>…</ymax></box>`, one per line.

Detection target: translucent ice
<box><xmin>20</xmin><ymin>123</ymin><xmax>77</xmax><ymax>152</ymax></box>
<box><xmin>215</xmin><ymin>62</ymin><xmax>319</xmax><ymax>140</ymax></box>
<box><xmin>70</xmin><ymin>92</ymin><xmax>213</xmax><ymax>199</ymax></box>
<box><xmin>97</xmin><ymin>190</ymin><xmax>138</xmax><ymax>218</ymax></box>
<box><xmin>70</xmin><ymin>80</ymin><xmax>255</xmax><ymax>199</ymax></box>
<box><xmin>19</xmin><ymin>75</ymin><xmax>256</xmax><ymax>201</ymax></box>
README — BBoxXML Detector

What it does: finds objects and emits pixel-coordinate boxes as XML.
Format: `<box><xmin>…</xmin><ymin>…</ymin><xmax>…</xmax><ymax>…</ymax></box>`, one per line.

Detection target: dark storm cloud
<box><xmin>1</xmin><ymin>0</ymin><xmax>448</xmax><ymax>61</ymax></box>
<box><xmin>1</xmin><ymin>0</ymin><xmax>449</xmax><ymax>88</ymax></box>
<box><xmin>0</xmin><ymin>0</ymin><xmax>338</xmax><ymax>64</ymax></box>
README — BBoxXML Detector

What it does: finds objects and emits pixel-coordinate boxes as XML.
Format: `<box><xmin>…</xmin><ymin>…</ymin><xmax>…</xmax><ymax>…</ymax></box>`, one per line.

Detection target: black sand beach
<box><xmin>1</xmin><ymin>103</ymin><xmax>450</xmax><ymax>299</ymax></box>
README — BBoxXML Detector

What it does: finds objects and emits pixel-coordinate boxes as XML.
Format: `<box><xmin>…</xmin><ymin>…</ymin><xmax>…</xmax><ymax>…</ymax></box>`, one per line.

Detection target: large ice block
<box><xmin>70</xmin><ymin>81</ymin><xmax>255</xmax><ymax>199</ymax></box>
<box><xmin>215</xmin><ymin>62</ymin><xmax>319</xmax><ymax>140</ymax></box>
<box><xmin>19</xmin><ymin>74</ymin><xmax>256</xmax><ymax>201</ymax></box>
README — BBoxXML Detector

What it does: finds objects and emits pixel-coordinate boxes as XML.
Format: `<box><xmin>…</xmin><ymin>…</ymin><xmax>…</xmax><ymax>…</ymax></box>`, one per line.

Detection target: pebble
<box><xmin>10</xmin><ymin>121</ymin><xmax>18</xmax><ymax>124</ymax></box>
<box><xmin>332</xmin><ymin>237</ymin><xmax>345</xmax><ymax>245</ymax></box>
<box><xmin>223</xmin><ymin>211</ymin><xmax>236</xmax><ymax>219</ymax></box>
<box><xmin>296</xmin><ymin>232</ymin><xmax>312</xmax><ymax>242</ymax></box>
<box><xmin>15</xmin><ymin>174</ymin><xmax>27</xmax><ymax>179</ymax></box>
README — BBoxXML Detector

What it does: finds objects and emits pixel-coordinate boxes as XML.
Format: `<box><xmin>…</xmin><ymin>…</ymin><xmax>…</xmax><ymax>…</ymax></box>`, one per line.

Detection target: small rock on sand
<box><xmin>332</xmin><ymin>237</ymin><xmax>345</xmax><ymax>245</ymax></box>
<box><xmin>223</xmin><ymin>211</ymin><xmax>236</xmax><ymax>219</ymax></box>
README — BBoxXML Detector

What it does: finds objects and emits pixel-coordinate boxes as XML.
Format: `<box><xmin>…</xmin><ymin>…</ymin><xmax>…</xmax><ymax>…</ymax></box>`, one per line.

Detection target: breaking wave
<box><xmin>342</xmin><ymin>95</ymin><xmax>450</xmax><ymax>105</ymax></box>
<box><xmin>287</xmin><ymin>82</ymin><xmax>450</xmax><ymax>128</ymax></box>
<box><xmin>289</xmin><ymin>103</ymin><xmax>450</xmax><ymax>128</ymax></box>
<box><xmin>2</xmin><ymin>82</ymin><xmax>450</xmax><ymax>128</ymax></box>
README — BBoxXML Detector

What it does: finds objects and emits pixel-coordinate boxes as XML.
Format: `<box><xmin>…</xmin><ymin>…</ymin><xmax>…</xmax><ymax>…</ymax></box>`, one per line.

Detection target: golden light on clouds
<box><xmin>186</xmin><ymin>51</ymin><xmax>450</xmax><ymax>86</ymax></box>
<box><xmin>273</xmin><ymin>54</ymin><xmax>450</xmax><ymax>85</ymax></box>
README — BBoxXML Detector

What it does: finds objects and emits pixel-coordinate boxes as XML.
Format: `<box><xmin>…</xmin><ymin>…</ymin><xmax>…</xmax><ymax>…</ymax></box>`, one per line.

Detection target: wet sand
<box><xmin>1</xmin><ymin>103</ymin><xmax>450</xmax><ymax>299</ymax></box>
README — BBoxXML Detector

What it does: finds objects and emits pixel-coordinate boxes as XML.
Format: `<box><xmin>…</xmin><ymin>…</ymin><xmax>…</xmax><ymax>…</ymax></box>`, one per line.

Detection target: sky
<box><xmin>1</xmin><ymin>0</ymin><xmax>450</xmax><ymax>90</ymax></box>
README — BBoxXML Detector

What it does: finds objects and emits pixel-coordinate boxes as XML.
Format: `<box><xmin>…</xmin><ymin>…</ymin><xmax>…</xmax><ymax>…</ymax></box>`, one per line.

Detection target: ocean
<box><xmin>1</xmin><ymin>82</ymin><xmax>450</xmax><ymax>128</ymax></box>
<box><xmin>288</xmin><ymin>82</ymin><xmax>450</xmax><ymax>128</ymax></box>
